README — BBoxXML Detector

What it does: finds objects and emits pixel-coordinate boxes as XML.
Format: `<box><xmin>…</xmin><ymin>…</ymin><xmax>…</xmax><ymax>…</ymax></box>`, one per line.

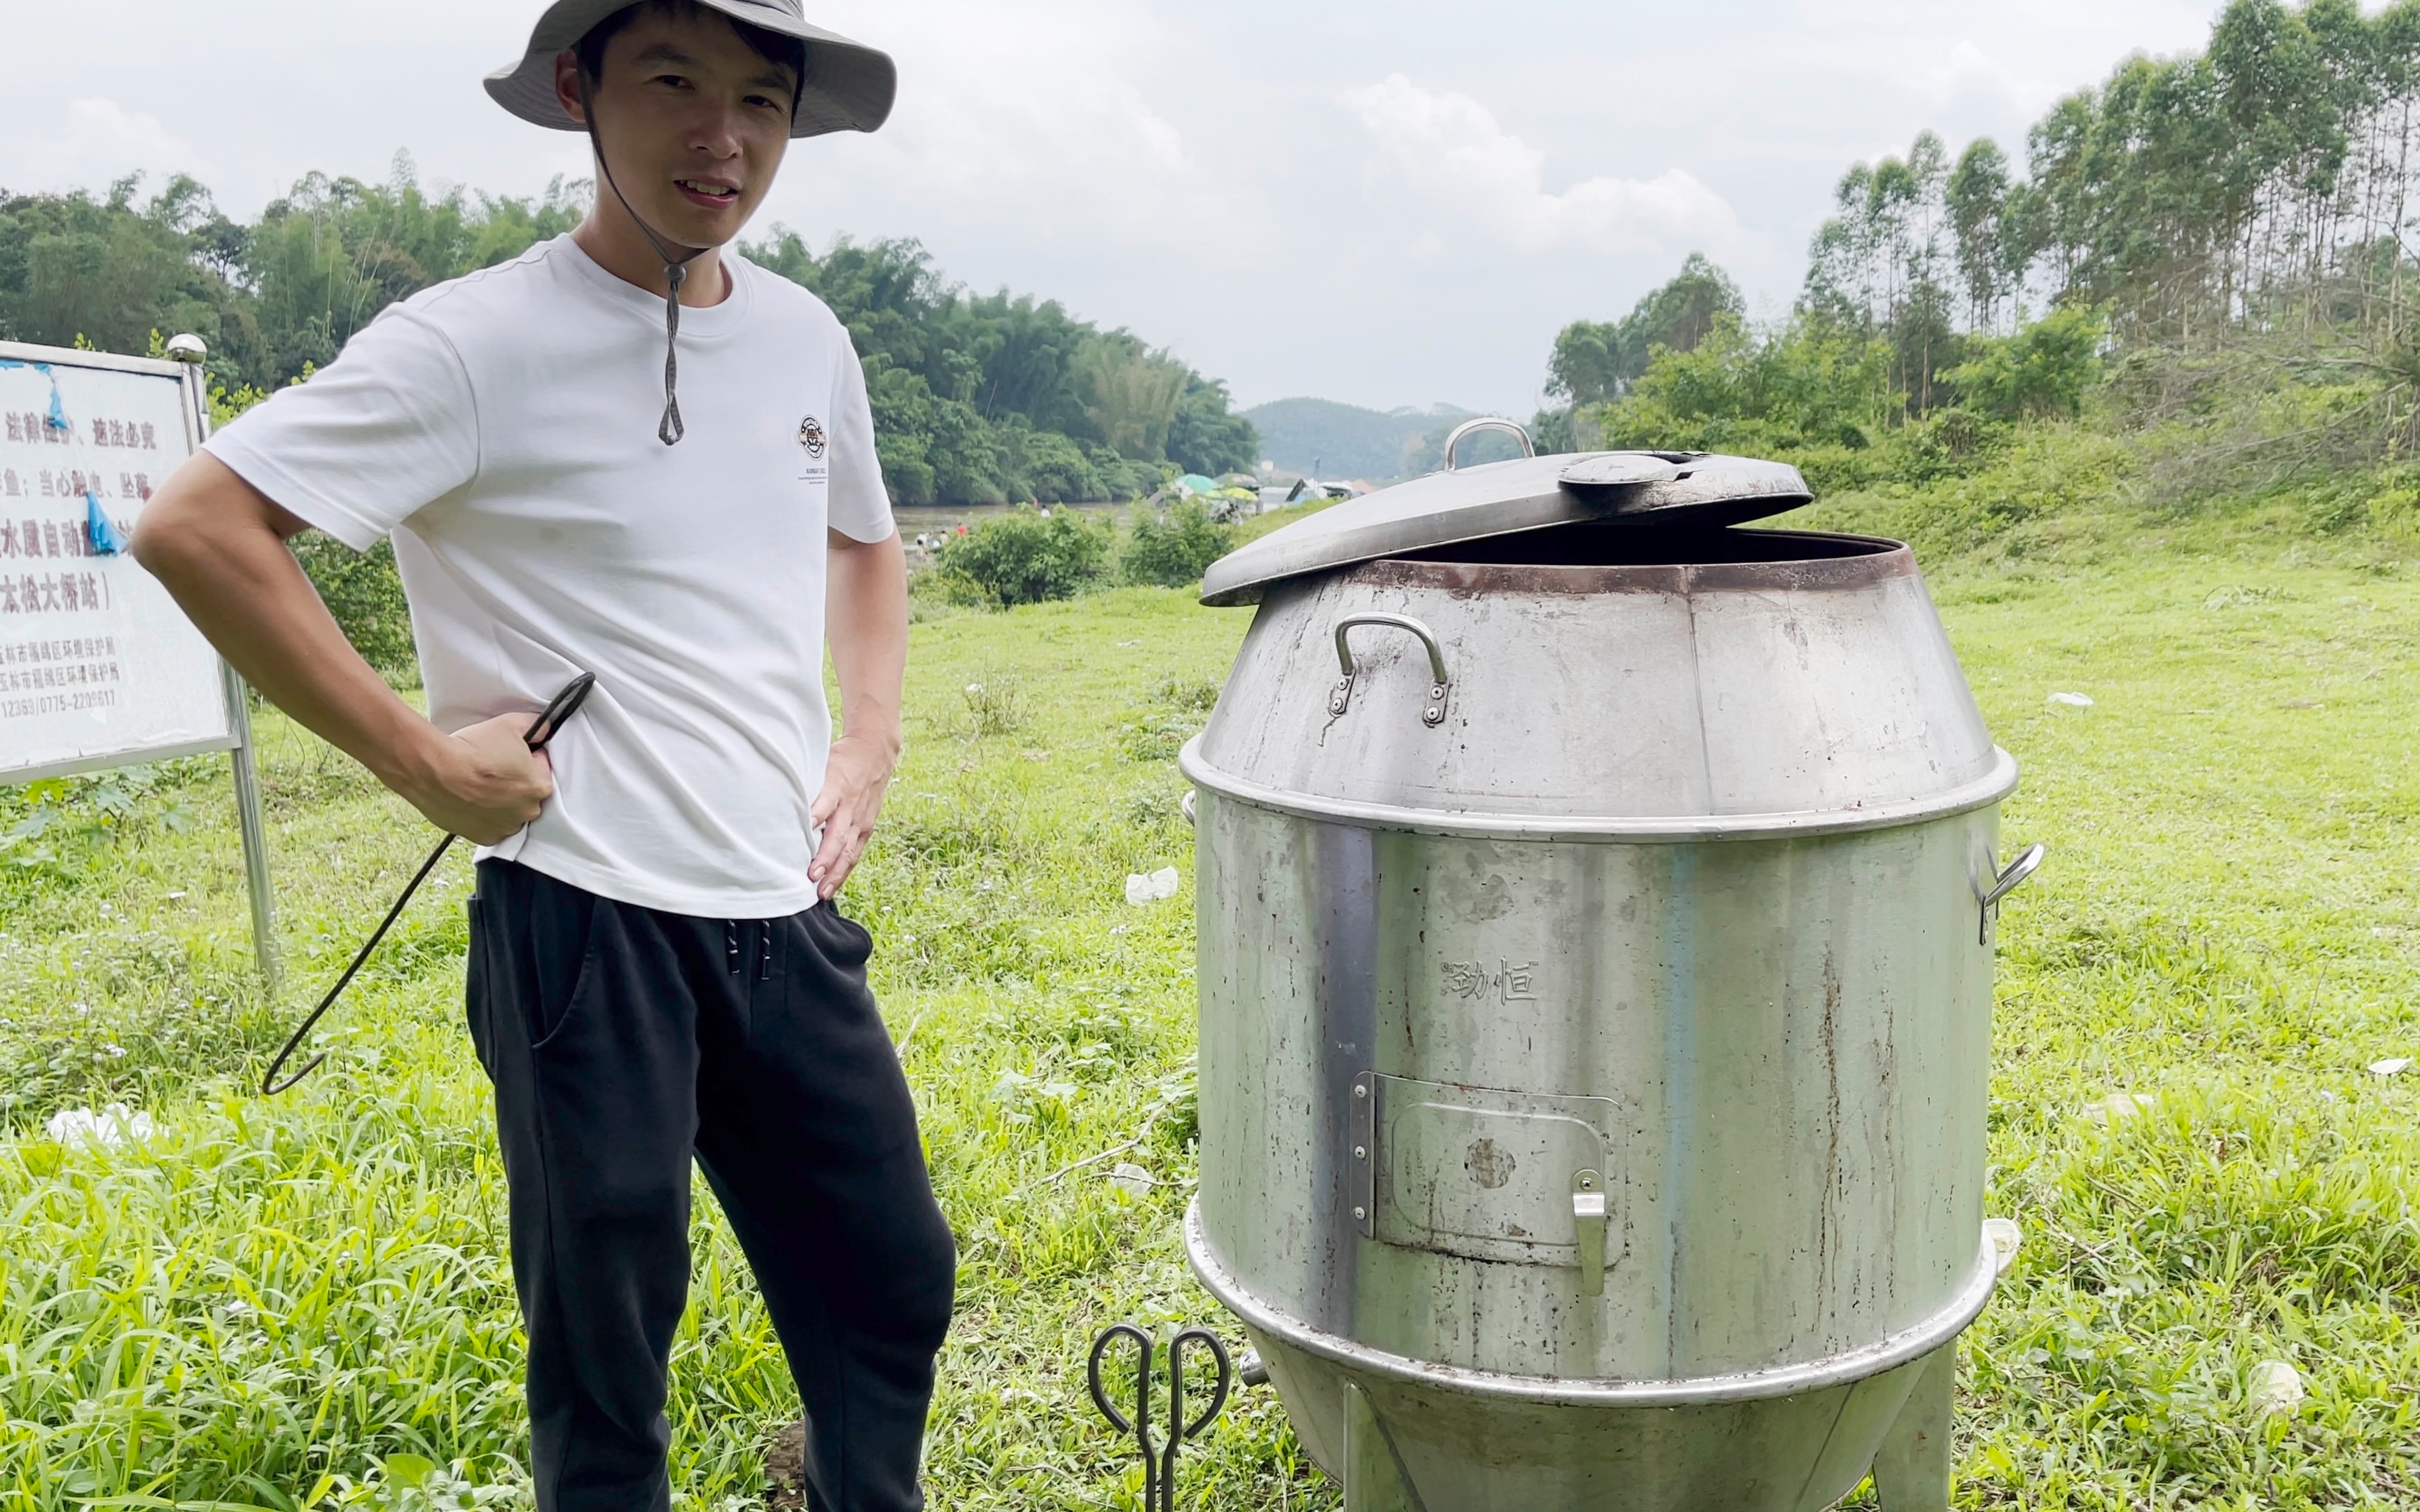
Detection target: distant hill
<box><xmin>1245</xmin><ymin>398</ymin><xmax>1478</xmax><ymax>482</ymax></box>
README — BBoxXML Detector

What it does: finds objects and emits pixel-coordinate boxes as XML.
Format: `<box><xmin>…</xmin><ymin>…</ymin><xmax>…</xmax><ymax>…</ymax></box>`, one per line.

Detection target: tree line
<box><xmin>0</xmin><ymin>157</ymin><xmax>1258</xmax><ymax>507</ymax></box>
<box><xmin>1540</xmin><ymin>0</ymin><xmax>2420</xmax><ymax>486</ymax></box>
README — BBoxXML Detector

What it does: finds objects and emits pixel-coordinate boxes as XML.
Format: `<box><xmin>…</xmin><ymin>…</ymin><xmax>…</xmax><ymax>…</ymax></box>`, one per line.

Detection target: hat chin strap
<box><xmin>580</xmin><ymin>74</ymin><xmax>709</xmax><ymax>447</ymax></box>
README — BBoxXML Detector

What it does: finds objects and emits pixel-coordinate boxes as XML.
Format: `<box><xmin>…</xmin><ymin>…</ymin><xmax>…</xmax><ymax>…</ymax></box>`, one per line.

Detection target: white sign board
<box><xmin>0</xmin><ymin>342</ymin><xmax>235</xmax><ymax>780</ymax></box>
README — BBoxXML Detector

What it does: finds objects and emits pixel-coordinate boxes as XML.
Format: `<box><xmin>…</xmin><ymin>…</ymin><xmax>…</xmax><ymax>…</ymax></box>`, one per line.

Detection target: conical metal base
<box><xmin>1343</xmin><ymin>1380</ymin><xmax>1426</xmax><ymax>1512</ymax></box>
<box><xmin>1257</xmin><ymin>1330</ymin><xmax>1940</xmax><ymax>1512</ymax></box>
<box><xmin>1200</xmin><ymin>1210</ymin><xmax>1997</xmax><ymax>1512</ymax></box>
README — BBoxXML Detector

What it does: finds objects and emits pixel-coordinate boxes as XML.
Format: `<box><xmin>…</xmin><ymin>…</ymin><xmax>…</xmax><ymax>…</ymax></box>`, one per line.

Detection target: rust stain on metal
<box><xmin>1819</xmin><ymin>953</ymin><xmax>1844</xmax><ymax>1323</ymax></box>
<box><xmin>1344</xmin><ymin>533</ymin><xmax>1916</xmax><ymax>598</ymax></box>
<box><xmin>1466</xmin><ymin>1138</ymin><xmax>1517</xmax><ymax>1190</ymax></box>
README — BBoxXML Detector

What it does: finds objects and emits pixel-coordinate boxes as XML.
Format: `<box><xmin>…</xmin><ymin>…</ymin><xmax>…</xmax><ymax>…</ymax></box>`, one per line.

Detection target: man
<box><xmin>131</xmin><ymin>4</ymin><xmax>954</xmax><ymax>1509</ymax></box>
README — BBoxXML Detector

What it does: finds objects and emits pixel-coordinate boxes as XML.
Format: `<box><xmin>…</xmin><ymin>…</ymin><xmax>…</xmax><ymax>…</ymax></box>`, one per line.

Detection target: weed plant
<box><xmin>0</xmin><ymin>521</ymin><xmax>2416</xmax><ymax>1508</ymax></box>
<box><xmin>1119</xmin><ymin>501</ymin><xmax>1236</xmax><ymax>589</ymax></box>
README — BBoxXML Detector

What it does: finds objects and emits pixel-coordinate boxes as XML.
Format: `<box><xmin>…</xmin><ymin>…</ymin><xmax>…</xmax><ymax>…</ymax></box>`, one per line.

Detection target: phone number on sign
<box><xmin>0</xmin><ymin>687</ymin><xmax>118</xmax><ymax>719</ymax></box>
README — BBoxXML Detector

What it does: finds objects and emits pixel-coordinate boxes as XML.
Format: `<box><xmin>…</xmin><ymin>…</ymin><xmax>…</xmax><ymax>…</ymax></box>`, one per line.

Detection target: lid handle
<box><xmin>1441</xmin><ymin>417</ymin><xmax>1536</xmax><ymax>472</ymax></box>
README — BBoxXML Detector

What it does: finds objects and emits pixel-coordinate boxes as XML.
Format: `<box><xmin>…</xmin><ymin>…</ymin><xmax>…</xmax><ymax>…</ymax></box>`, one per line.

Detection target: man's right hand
<box><xmin>399</xmin><ymin>713</ymin><xmax>557</xmax><ymax>845</ymax></box>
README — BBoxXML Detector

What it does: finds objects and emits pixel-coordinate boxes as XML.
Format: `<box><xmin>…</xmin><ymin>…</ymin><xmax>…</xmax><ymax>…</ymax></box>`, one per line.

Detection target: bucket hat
<box><xmin>485</xmin><ymin>0</ymin><xmax>898</xmax><ymax>139</ymax></box>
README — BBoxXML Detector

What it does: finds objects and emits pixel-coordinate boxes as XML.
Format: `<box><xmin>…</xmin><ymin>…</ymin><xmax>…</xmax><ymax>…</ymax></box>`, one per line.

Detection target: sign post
<box><xmin>222</xmin><ymin>662</ymin><xmax>278</xmax><ymax>987</ymax></box>
<box><xmin>0</xmin><ymin>335</ymin><xmax>278</xmax><ymax>983</ymax></box>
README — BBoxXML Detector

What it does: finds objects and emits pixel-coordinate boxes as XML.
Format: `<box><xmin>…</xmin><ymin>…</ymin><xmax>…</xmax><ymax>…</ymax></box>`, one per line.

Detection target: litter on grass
<box><xmin>2086</xmin><ymin>1091</ymin><xmax>2157</xmax><ymax>1124</ymax></box>
<box><xmin>2048</xmin><ymin>691</ymin><xmax>2096</xmax><ymax>707</ymax></box>
<box><xmin>45</xmin><ymin>1103</ymin><xmax>155</xmax><ymax>1148</ymax></box>
<box><xmin>2246</xmin><ymin>1359</ymin><xmax>2306</xmax><ymax>1419</ymax></box>
<box><xmin>1108</xmin><ymin>1161</ymin><xmax>1155</xmax><ymax>1197</ymax></box>
<box><xmin>1983</xmin><ymin>1217</ymin><xmax>2023</xmax><ymax>1276</ymax></box>
<box><xmin>1125</xmin><ymin>867</ymin><xmax>1181</xmax><ymax>905</ymax></box>
<box><xmin>2369</xmin><ymin>1057</ymin><xmax>2414</xmax><ymax>1077</ymax></box>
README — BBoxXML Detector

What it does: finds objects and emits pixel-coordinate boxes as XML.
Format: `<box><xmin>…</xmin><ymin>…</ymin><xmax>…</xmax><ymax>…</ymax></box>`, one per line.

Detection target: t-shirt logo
<box><xmin>798</xmin><ymin>415</ymin><xmax>827</xmax><ymax>460</ymax></box>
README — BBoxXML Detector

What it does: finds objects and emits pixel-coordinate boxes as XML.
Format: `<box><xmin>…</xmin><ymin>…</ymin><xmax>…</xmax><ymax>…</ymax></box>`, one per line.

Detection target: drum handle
<box><xmin>1976</xmin><ymin>842</ymin><xmax>2046</xmax><ymax>945</ymax></box>
<box><xmin>1329</xmin><ymin>612</ymin><xmax>1451</xmax><ymax>728</ymax></box>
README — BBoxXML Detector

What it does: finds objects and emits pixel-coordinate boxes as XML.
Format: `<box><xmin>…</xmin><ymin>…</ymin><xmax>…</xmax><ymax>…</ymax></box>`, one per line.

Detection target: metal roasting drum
<box><xmin>1180</xmin><ymin>424</ymin><xmax>2042</xmax><ymax>1511</ymax></box>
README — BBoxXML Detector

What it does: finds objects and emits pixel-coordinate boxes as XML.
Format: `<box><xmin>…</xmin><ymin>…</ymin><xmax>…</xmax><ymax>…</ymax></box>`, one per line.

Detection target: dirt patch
<box><xmin>764</xmin><ymin>1418</ymin><xmax>807</xmax><ymax>1511</ymax></box>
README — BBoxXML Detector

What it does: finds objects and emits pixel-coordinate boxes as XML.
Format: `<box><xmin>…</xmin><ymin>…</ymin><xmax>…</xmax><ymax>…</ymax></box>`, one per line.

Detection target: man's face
<box><xmin>555</xmin><ymin>10</ymin><xmax>795</xmax><ymax>247</ymax></box>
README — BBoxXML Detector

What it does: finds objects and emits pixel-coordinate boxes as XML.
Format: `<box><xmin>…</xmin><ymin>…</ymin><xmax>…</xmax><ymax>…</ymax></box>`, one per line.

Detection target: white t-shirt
<box><xmin>206</xmin><ymin>234</ymin><xmax>893</xmax><ymax>918</ymax></box>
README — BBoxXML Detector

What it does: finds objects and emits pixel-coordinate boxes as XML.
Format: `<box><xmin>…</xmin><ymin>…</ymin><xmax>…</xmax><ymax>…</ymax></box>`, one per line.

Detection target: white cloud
<box><xmin>793</xmin><ymin>0</ymin><xmax>1258</xmax><ymax>254</ymax></box>
<box><xmin>27</xmin><ymin>98</ymin><xmax>214</xmax><ymax>190</ymax></box>
<box><xmin>1919</xmin><ymin>41</ymin><xmax>2064</xmax><ymax>115</ymax></box>
<box><xmin>1340</xmin><ymin>74</ymin><xmax>1741</xmax><ymax>256</ymax></box>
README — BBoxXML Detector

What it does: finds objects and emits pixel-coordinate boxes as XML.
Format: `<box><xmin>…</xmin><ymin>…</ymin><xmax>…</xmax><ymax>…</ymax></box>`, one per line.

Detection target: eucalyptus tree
<box><xmin>1945</xmin><ymin>139</ymin><xmax>2012</xmax><ymax>331</ymax></box>
<box><xmin>1804</xmin><ymin>132</ymin><xmax>1959</xmax><ymax>413</ymax></box>
<box><xmin>1545</xmin><ymin>0</ymin><xmax>2420</xmax><ymax>473</ymax></box>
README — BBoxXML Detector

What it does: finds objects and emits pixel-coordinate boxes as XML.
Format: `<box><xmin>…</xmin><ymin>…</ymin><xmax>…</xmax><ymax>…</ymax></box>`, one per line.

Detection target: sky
<box><xmin>6</xmin><ymin>0</ymin><xmax>2226</xmax><ymax>419</ymax></box>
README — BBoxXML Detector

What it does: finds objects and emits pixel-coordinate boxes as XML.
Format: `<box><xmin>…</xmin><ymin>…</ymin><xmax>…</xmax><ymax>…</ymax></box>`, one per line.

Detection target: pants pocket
<box><xmin>525</xmin><ymin>892</ymin><xmax>606</xmax><ymax>1052</ymax></box>
<box><xmin>808</xmin><ymin>901</ymin><xmax>875</xmax><ymax>972</ymax></box>
<box><xmin>473</xmin><ymin>862</ymin><xmax>609</xmax><ymax>1058</ymax></box>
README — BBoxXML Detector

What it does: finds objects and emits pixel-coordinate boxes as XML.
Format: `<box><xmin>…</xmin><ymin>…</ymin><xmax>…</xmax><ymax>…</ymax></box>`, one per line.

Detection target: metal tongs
<box><xmin>1087</xmin><ymin>1322</ymin><xmax>1232</xmax><ymax>1511</ymax></box>
<box><xmin>260</xmin><ymin>673</ymin><xmax>596</xmax><ymax>1094</ymax></box>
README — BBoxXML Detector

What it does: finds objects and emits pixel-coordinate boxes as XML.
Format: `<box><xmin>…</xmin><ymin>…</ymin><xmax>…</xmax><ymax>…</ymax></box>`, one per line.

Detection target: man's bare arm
<box><xmin>808</xmin><ymin>527</ymin><xmax>909</xmax><ymax>899</ymax></box>
<box><xmin>131</xmin><ymin>451</ymin><xmax>552</xmax><ymax>844</ymax></box>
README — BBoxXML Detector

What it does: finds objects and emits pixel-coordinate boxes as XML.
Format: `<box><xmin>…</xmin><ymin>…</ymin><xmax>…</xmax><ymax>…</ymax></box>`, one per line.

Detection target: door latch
<box><xmin>1573</xmin><ymin>1169</ymin><xmax>1607</xmax><ymax>1296</ymax></box>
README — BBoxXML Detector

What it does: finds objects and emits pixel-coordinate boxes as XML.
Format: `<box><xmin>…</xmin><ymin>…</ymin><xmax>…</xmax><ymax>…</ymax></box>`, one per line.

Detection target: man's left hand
<box><xmin>808</xmin><ymin>732</ymin><xmax>896</xmax><ymax>900</ymax></box>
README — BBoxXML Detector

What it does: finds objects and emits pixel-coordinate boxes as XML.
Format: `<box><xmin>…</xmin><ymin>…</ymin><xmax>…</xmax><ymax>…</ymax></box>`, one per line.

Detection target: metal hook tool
<box><xmin>260</xmin><ymin>673</ymin><xmax>595</xmax><ymax>1095</ymax></box>
<box><xmin>1087</xmin><ymin>1322</ymin><xmax>1233</xmax><ymax>1512</ymax></box>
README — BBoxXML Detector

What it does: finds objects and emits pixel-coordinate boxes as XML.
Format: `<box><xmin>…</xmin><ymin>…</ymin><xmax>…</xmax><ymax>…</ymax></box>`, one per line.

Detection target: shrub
<box><xmin>939</xmin><ymin>507</ymin><xmax>1111</xmax><ymax>606</ymax></box>
<box><xmin>908</xmin><ymin>563</ymin><xmax>998</xmax><ymax>612</ymax></box>
<box><xmin>0</xmin><ymin>762</ymin><xmax>204</xmax><ymax>881</ymax></box>
<box><xmin>1945</xmin><ymin>304</ymin><xmax>2106</xmax><ymax>421</ymax></box>
<box><xmin>289</xmin><ymin>531</ymin><xmax>417</xmax><ymax>680</ymax></box>
<box><xmin>1120</xmin><ymin>498</ymin><xmax>1236</xmax><ymax>588</ymax></box>
<box><xmin>1590</xmin><ymin>312</ymin><xmax>1891</xmax><ymax>461</ymax></box>
<box><xmin>1799</xmin><ymin>423</ymin><xmax>2137</xmax><ymax>559</ymax></box>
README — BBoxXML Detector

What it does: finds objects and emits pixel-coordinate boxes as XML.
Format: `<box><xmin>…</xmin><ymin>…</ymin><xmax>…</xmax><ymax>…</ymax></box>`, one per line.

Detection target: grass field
<box><xmin>0</xmin><ymin>486</ymin><xmax>2416</xmax><ymax>1509</ymax></box>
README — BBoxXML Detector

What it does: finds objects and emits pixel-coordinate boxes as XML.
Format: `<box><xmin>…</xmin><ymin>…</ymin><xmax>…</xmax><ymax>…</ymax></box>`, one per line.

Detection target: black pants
<box><xmin>466</xmin><ymin>860</ymin><xmax>956</xmax><ymax>1512</ymax></box>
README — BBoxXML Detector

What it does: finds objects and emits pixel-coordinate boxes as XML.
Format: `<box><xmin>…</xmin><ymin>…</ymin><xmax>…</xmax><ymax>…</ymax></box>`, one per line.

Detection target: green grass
<box><xmin>1</xmin><ymin>516</ymin><xmax>2417</xmax><ymax>1508</ymax></box>
<box><xmin>1851</xmin><ymin>551</ymin><xmax>2420</xmax><ymax>1509</ymax></box>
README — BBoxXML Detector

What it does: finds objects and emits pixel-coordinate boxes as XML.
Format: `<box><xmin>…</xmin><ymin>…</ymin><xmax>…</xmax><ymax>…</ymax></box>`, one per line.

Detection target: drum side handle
<box><xmin>1330</xmin><ymin>612</ymin><xmax>1451</xmax><ymax>728</ymax></box>
<box><xmin>1976</xmin><ymin>842</ymin><xmax>2046</xmax><ymax>945</ymax></box>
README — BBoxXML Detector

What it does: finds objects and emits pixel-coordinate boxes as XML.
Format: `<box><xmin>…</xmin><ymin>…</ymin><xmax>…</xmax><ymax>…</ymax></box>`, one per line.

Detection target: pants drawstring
<box><xmin>726</xmin><ymin>920</ymin><xmax>772</xmax><ymax>982</ymax></box>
